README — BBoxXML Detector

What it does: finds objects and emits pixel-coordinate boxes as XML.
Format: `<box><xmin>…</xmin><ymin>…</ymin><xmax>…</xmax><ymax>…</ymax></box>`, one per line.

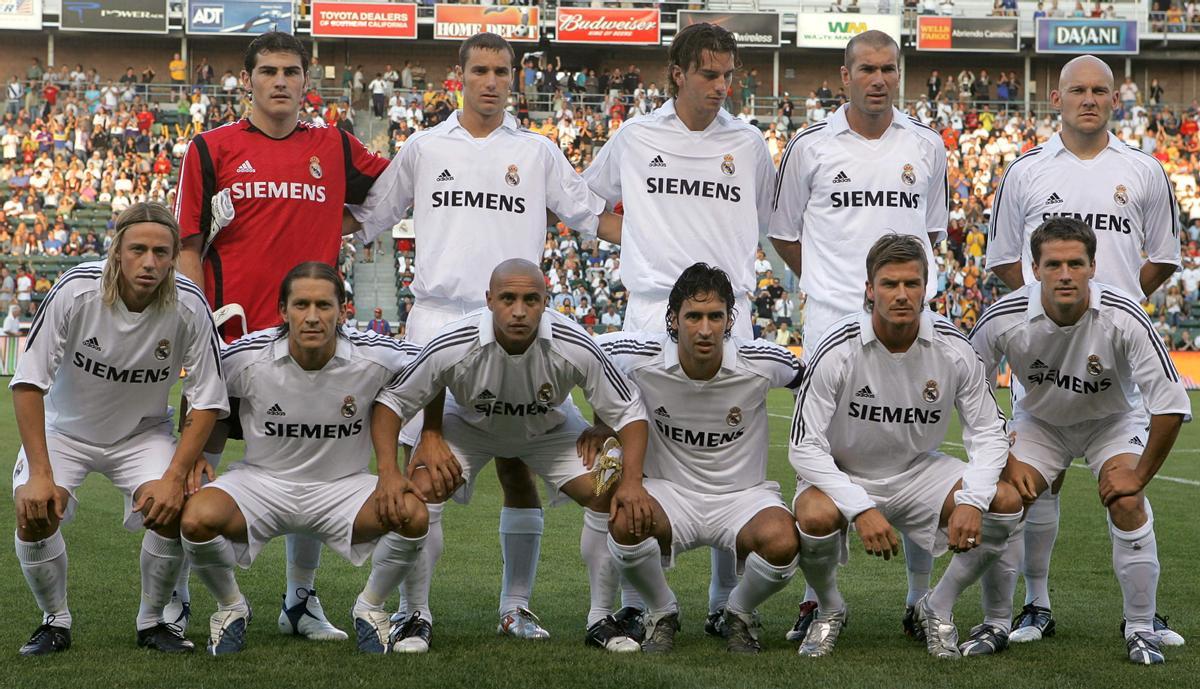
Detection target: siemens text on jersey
<box><xmin>653</xmin><ymin>419</ymin><xmax>745</xmax><ymax>448</ymax></box>
<box><xmin>263</xmin><ymin>420</ymin><xmax>364</xmax><ymax>439</ymax></box>
<box><xmin>230</xmin><ymin>181</ymin><xmax>327</xmax><ymax>203</ymax></box>
<box><xmin>72</xmin><ymin>352</ymin><xmax>173</xmax><ymax>385</ymax></box>
<box><xmin>646</xmin><ymin>177</ymin><xmax>742</xmax><ymax>203</ymax></box>
<box><xmin>831</xmin><ymin>190</ymin><xmax>921</xmax><ymax>209</ymax></box>
<box><xmin>1041</xmin><ymin>211</ymin><xmax>1133</xmax><ymax>234</ymax></box>
<box><xmin>431</xmin><ymin>190</ymin><xmax>527</xmax><ymax>213</ymax></box>
<box><xmin>847</xmin><ymin>401</ymin><xmax>943</xmax><ymax>424</ymax></box>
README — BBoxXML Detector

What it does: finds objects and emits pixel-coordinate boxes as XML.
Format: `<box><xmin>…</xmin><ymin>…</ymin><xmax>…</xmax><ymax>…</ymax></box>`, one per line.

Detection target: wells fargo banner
<box><xmin>310</xmin><ymin>2</ymin><xmax>417</xmax><ymax>39</ymax></box>
<box><xmin>916</xmin><ymin>16</ymin><xmax>1020</xmax><ymax>53</ymax></box>
<box><xmin>554</xmin><ymin>7</ymin><xmax>660</xmax><ymax>45</ymax></box>
<box><xmin>433</xmin><ymin>4</ymin><xmax>539</xmax><ymax>42</ymax></box>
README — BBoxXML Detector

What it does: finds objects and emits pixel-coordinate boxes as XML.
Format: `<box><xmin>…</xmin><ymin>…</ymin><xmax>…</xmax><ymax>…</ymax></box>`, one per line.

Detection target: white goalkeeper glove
<box><xmin>205</xmin><ymin>188</ymin><xmax>235</xmax><ymax>254</ymax></box>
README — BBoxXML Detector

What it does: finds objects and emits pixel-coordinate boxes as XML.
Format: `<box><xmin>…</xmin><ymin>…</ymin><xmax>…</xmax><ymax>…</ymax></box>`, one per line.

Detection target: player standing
<box><xmin>985</xmin><ymin>55</ymin><xmax>1183</xmax><ymax>645</ymax></box>
<box><xmin>768</xmin><ymin>30</ymin><xmax>950</xmax><ymax>641</ymax></box>
<box><xmin>970</xmin><ymin>218</ymin><xmax>1189</xmax><ymax>664</ymax></box>
<box><xmin>174</xmin><ymin>31</ymin><xmax>390</xmax><ymax>642</ymax></box>
<box><xmin>354</xmin><ymin>33</ymin><xmax>618</xmax><ymax>644</ymax></box>
<box><xmin>10</xmin><ymin>203</ymin><xmax>227</xmax><ymax>655</ymax></box>
<box><xmin>180</xmin><ymin>262</ymin><xmax>428</xmax><ymax>655</ymax></box>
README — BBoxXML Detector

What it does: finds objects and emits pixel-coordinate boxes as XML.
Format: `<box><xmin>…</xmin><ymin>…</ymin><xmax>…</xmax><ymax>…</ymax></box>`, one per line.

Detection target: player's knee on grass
<box><xmin>494</xmin><ymin>457</ymin><xmax>541</xmax><ymax>509</ymax></box>
<box><xmin>394</xmin><ymin>492</ymin><xmax>429</xmax><ymax>538</ymax></box>
<box><xmin>181</xmin><ymin>489</ymin><xmax>238</xmax><ymax>542</ymax></box>
<box><xmin>1106</xmin><ymin>493</ymin><xmax>1146</xmax><ymax>531</ymax></box>
<box><xmin>741</xmin><ymin>510</ymin><xmax>800</xmax><ymax>566</ymax></box>
<box><xmin>409</xmin><ymin>465</ymin><xmax>447</xmax><ymax>505</ymax></box>
<box><xmin>989</xmin><ymin>481</ymin><xmax>1023</xmax><ymax>515</ymax></box>
<box><xmin>793</xmin><ymin>488</ymin><xmax>844</xmax><ymax>537</ymax></box>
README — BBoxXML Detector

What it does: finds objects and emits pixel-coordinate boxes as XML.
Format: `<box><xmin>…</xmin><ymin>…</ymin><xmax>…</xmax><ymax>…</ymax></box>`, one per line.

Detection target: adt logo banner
<box><xmin>1035</xmin><ymin>18</ymin><xmax>1138</xmax><ymax>54</ymax></box>
<box><xmin>795</xmin><ymin>13</ymin><xmax>901</xmax><ymax>48</ymax></box>
<box><xmin>187</xmin><ymin>0</ymin><xmax>293</xmax><ymax>35</ymax></box>
<box><xmin>61</xmin><ymin>0</ymin><xmax>167</xmax><ymax>33</ymax></box>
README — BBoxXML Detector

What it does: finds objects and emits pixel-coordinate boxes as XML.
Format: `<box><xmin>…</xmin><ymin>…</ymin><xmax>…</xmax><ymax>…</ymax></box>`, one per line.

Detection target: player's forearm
<box><xmin>420</xmin><ymin>390</ymin><xmax>446</xmax><ymax>434</ymax></box>
<box><xmin>12</xmin><ymin>384</ymin><xmax>52</xmax><ymax>478</ymax></box>
<box><xmin>1134</xmin><ymin>413</ymin><xmax>1184</xmax><ymax>487</ymax></box>
<box><xmin>179</xmin><ymin>237</ymin><xmax>204</xmax><ymax>290</ymax></box>
<box><xmin>371</xmin><ymin>402</ymin><xmax>404</xmax><ymax>473</ymax></box>
<box><xmin>342</xmin><ymin>207</ymin><xmax>363</xmax><ymax>237</ymax></box>
<box><xmin>169</xmin><ymin>408</ymin><xmax>217</xmax><ymax>479</ymax></box>
<box><xmin>990</xmin><ymin>261</ymin><xmax>1024</xmax><ymax>291</ymax></box>
<box><xmin>769</xmin><ymin>237</ymin><xmax>803</xmax><ymax>277</ymax></box>
<box><xmin>597</xmin><ymin>211</ymin><xmax>622</xmax><ymax>245</ymax></box>
<box><xmin>1139</xmin><ymin>261</ymin><xmax>1178</xmax><ymax>298</ymax></box>
<box><xmin>790</xmin><ymin>446</ymin><xmax>874</xmax><ymax>521</ymax></box>
<box><xmin>614</xmin><ymin>420</ymin><xmax>648</xmax><ymax>486</ymax></box>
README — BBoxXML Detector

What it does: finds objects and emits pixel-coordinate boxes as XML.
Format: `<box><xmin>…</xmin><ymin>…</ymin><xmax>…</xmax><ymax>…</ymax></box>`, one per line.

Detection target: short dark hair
<box><xmin>667</xmin><ymin>23</ymin><xmax>739</xmax><ymax>99</ymax></box>
<box><xmin>1030</xmin><ymin>216</ymin><xmax>1096</xmax><ymax>264</ymax></box>
<box><xmin>844</xmin><ymin>30</ymin><xmax>900</xmax><ymax>71</ymax></box>
<box><xmin>244</xmin><ymin>31</ymin><xmax>309</xmax><ymax>75</ymax></box>
<box><xmin>864</xmin><ymin>234</ymin><xmax>928</xmax><ymax>311</ymax></box>
<box><xmin>666</xmin><ymin>262</ymin><xmax>737</xmax><ymax>341</ymax></box>
<box><xmin>277</xmin><ymin>262</ymin><xmax>346</xmax><ymax>335</ymax></box>
<box><xmin>458</xmin><ymin>32</ymin><xmax>514</xmax><ymax>69</ymax></box>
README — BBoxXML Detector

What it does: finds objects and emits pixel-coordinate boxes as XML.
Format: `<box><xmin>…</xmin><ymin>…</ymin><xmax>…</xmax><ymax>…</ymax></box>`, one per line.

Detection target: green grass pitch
<box><xmin>0</xmin><ymin>384</ymin><xmax>1196</xmax><ymax>688</ymax></box>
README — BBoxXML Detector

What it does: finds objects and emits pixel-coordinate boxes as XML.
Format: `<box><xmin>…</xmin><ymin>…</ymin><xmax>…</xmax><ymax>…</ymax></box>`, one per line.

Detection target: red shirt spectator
<box><xmin>1180</xmin><ymin>117</ymin><xmax>1198</xmax><ymax>138</ymax></box>
<box><xmin>153</xmin><ymin>151</ymin><xmax>171</xmax><ymax>175</ymax></box>
<box><xmin>136</xmin><ymin>109</ymin><xmax>155</xmax><ymax>135</ymax></box>
<box><xmin>41</xmin><ymin>83</ymin><xmax>58</xmax><ymax>106</ymax></box>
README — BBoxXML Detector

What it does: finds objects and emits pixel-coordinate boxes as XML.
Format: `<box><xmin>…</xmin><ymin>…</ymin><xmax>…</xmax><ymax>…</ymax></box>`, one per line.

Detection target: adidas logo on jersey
<box><xmin>649</xmin><ymin>155</ymin><xmax>666</xmax><ymax>168</ymax></box>
<box><xmin>477</xmin><ymin>389</ymin><xmax>496</xmax><ymax>400</ymax></box>
<box><xmin>83</xmin><ymin>337</ymin><xmax>101</xmax><ymax>352</ymax></box>
<box><xmin>1129</xmin><ymin>436</ymin><xmax>1144</xmax><ymax>448</ymax></box>
<box><xmin>1030</xmin><ymin>359</ymin><xmax>1048</xmax><ymax>370</ymax></box>
<box><xmin>266</xmin><ymin>403</ymin><xmax>286</xmax><ymax>416</ymax></box>
<box><xmin>654</xmin><ymin>406</ymin><xmax>670</xmax><ymax>418</ymax></box>
<box><xmin>854</xmin><ymin>385</ymin><xmax>875</xmax><ymax>399</ymax></box>
<box><xmin>833</xmin><ymin>170</ymin><xmax>851</xmax><ymax>184</ymax></box>
<box><xmin>1045</xmin><ymin>192</ymin><xmax>1064</xmax><ymax>205</ymax></box>
<box><xmin>236</xmin><ymin>159</ymin><xmax>256</xmax><ymax>174</ymax></box>
<box><xmin>436</xmin><ymin>169</ymin><xmax>454</xmax><ymax>182</ymax></box>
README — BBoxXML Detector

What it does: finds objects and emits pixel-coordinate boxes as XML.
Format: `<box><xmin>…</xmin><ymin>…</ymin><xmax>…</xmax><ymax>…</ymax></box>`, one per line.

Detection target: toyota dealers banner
<box><xmin>187</xmin><ymin>0</ymin><xmax>294</xmax><ymax>35</ymax></box>
<box><xmin>555</xmin><ymin>7</ymin><xmax>659</xmax><ymax>45</ymax></box>
<box><xmin>1036</xmin><ymin>18</ymin><xmax>1138</xmax><ymax>54</ymax></box>
<box><xmin>434</xmin><ymin>4</ymin><xmax>539</xmax><ymax>42</ymax></box>
<box><xmin>311</xmin><ymin>2</ymin><xmax>416</xmax><ymax>39</ymax></box>
<box><xmin>0</xmin><ymin>0</ymin><xmax>41</xmax><ymax>30</ymax></box>
<box><xmin>678</xmin><ymin>10</ymin><xmax>780</xmax><ymax>48</ymax></box>
<box><xmin>795</xmin><ymin>13</ymin><xmax>901</xmax><ymax>48</ymax></box>
<box><xmin>61</xmin><ymin>0</ymin><xmax>167</xmax><ymax>33</ymax></box>
<box><xmin>916</xmin><ymin>16</ymin><xmax>1019</xmax><ymax>52</ymax></box>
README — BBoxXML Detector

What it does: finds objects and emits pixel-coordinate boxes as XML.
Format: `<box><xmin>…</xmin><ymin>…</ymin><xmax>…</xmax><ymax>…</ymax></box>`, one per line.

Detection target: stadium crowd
<box><xmin>3</xmin><ymin>55</ymin><xmax>1200</xmax><ymax>350</ymax></box>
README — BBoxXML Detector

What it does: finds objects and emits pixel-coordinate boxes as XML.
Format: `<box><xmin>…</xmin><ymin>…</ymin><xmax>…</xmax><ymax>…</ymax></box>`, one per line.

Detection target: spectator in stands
<box><xmin>366</xmin><ymin>307</ymin><xmax>392</xmax><ymax>336</ymax></box>
<box><xmin>168</xmin><ymin>52</ymin><xmax>186</xmax><ymax>89</ymax></box>
<box><xmin>600</xmin><ymin>304</ymin><xmax>621</xmax><ymax>332</ymax></box>
<box><xmin>0</xmin><ymin>266</ymin><xmax>12</xmax><ymax>312</ymax></box>
<box><xmin>15</xmin><ymin>263</ymin><xmax>32</xmax><ymax>315</ymax></box>
<box><xmin>1120</xmin><ymin>76</ymin><xmax>1139</xmax><ymax>113</ymax></box>
<box><xmin>194</xmin><ymin>57</ymin><xmax>214</xmax><ymax>86</ymax></box>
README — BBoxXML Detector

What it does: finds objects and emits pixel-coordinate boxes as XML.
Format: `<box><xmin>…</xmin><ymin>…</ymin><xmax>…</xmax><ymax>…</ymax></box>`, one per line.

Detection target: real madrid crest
<box><xmin>726</xmin><ymin>406</ymin><xmax>742</xmax><ymax>427</ymax></box>
<box><xmin>1086</xmin><ymin>354</ymin><xmax>1103</xmax><ymax>376</ymax></box>
<box><xmin>309</xmin><ymin>155</ymin><xmax>323</xmax><ymax>180</ymax></box>
<box><xmin>537</xmin><ymin>383</ymin><xmax>554</xmax><ymax>403</ymax></box>
<box><xmin>922</xmin><ymin>379</ymin><xmax>939</xmax><ymax>403</ymax></box>
<box><xmin>341</xmin><ymin>395</ymin><xmax>357</xmax><ymax>418</ymax></box>
<box><xmin>901</xmin><ymin>163</ymin><xmax>917</xmax><ymax>186</ymax></box>
<box><xmin>1113</xmin><ymin>184</ymin><xmax>1128</xmax><ymax>206</ymax></box>
<box><xmin>154</xmin><ymin>338</ymin><xmax>171</xmax><ymax>360</ymax></box>
<box><xmin>721</xmin><ymin>154</ymin><xmax>736</xmax><ymax>176</ymax></box>
<box><xmin>505</xmin><ymin>164</ymin><xmax>520</xmax><ymax>187</ymax></box>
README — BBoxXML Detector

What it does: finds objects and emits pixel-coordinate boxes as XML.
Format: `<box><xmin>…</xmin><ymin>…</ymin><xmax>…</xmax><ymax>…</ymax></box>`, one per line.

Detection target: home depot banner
<box><xmin>554</xmin><ymin>7</ymin><xmax>659</xmax><ymax>45</ymax></box>
<box><xmin>310</xmin><ymin>2</ymin><xmax>416</xmax><ymax>39</ymax></box>
<box><xmin>434</xmin><ymin>4</ymin><xmax>539</xmax><ymax>42</ymax></box>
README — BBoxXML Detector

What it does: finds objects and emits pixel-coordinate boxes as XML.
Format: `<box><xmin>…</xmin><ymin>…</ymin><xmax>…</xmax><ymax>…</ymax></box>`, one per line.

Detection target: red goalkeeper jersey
<box><xmin>175</xmin><ymin>119</ymin><xmax>388</xmax><ymax>341</ymax></box>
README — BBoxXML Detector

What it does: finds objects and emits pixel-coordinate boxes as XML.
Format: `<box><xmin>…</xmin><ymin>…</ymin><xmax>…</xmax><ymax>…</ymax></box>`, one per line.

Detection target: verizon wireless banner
<box><xmin>555</xmin><ymin>7</ymin><xmax>660</xmax><ymax>45</ymax></box>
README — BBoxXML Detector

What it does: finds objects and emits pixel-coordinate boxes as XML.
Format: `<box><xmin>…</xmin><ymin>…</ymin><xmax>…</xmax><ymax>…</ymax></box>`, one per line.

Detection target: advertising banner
<box><xmin>795</xmin><ymin>13</ymin><xmax>901</xmax><ymax>49</ymax></box>
<box><xmin>678</xmin><ymin>10</ymin><xmax>780</xmax><ymax>48</ymax></box>
<box><xmin>187</xmin><ymin>0</ymin><xmax>294</xmax><ymax>35</ymax></box>
<box><xmin>310</xmin><ymin>2</ymin><xmax>416</xmax><ymax>39</ymax></box>
<box><xmin>1035</xmin><ymin>18</ymin><xmax>1138</xmax><ymax>54</ymax></box>
<box><xmin>0</xmin><ymin>0</ymin><xmax>41</xmax><ymax>30</ymax></box>
<box><xmin>916</xmin><ymin>16</ymin><xmax>1020</xmax><ymax>52</ymax></box>
<box><xmin>554</xmin><ymin>7</ymin><xmax>660</xmax><ymax>45</ymax></box>
<box><xmin>61</xmin><ymin>0</ymin><xmax>167</xmax><ymax>33</ymax></box>
<box><xmin>433</xmin><ymin>4</ymin><xmax>539</xmax><ymax>42</ymax></box>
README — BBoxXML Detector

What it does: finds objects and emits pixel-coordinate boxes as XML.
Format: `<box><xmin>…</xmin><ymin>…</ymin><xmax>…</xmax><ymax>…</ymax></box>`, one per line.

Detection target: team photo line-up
<box><xmin>8</xmin><ymin>23</ymin><xmax>1189</xmax><ymax>666</ymax></box>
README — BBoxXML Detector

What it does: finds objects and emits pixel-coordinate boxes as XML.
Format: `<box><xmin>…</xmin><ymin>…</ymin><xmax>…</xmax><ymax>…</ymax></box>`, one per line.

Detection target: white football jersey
<box><xmin>987</xmin><ymin>133</ymin><xmax>1181</xmax><ymax>300</ymax></box>
<box><xmin>582</xmin><ymin>99</ymin><xmax>776</xmax><ymax>299</ymax></box>
<box><xmin>768</xmin><ymin>106</ymin><xmax>948</xmax><ymax>334</ymax></box>
<box><xmin>354</xmin><ymin>111</ymin><xmax>605</xmax><ymax>308</ymax></box>
<box><xmin>788</xmin><ymin>311</ymin><xmax>1008</xmax><ymax>520</ymax></box>
<box><xmin>598</xmin><ymin>331</ymin><xmax>802</xmax><ymax>494</ymax></box>
<box><xmin>221</xmin><ymin>327</ymin><xmax>420</xmax><ymax>482</ymax></box>
<box><xmin>377</xmin><ymin>308</ymin><xmax>645</xmax><ymax>437</ymax></box>
<box><xmin>969</xmin><ymin>282</ymin><xmax>1190</xmax><ymax>426</ymax></box>
<box><xmin>11</xmin><ymin>261</ymin><xmax>228</xmax><ymax>445</ymax></box>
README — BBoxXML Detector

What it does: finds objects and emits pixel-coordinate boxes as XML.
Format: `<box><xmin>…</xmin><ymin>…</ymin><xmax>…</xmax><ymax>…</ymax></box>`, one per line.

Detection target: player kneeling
<box><xmin>789</xmin><ymin>234</ymin><xmax>1023</xmax><ymax>659</ymax></box>
<box><xmin>11</xmin><ymin>203</ymin><xmax>228</xmax><ymax>655</ymax></box>
<box><xmin>595</xmin><ymin>263</ymin><xmax>804</xmax><ymax>654</ymax></box>
<box><xmin>970</xmin><ymin>218</ymin><xmax>1190</xmax><ymax>665</ymax></box>
<box><xmin>179</xmin><ymin>262</ymin><xmax>428</xmax><ymax>655</ymax></box>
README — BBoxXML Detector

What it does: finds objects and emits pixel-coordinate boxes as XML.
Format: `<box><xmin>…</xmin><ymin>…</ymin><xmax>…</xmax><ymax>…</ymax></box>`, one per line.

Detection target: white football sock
<box><xmin>361</xmin><ymin>532</ymin><xmax>426</xmax><ymax>608</ymax></box>
<box><xmin>902</xmin><ymin>533</ymin><xmax>933</xmax><ymax>607</ymax></box>
<box><xmin>926</xmin><ymin>512</ymin><xmax>1022</xmax><ymax>618</ymax></box>
<box><xmin>797</xmin><ymin>529</ymin><xmax>845</xmax><ymax>613</ymax></box>
<box><xmin>709</xmin><ymin>547</ymin><xmax>739</xmax><ymax>614</ymax></box>
<box><xmin>400</xmin><ymin>502</ymin><xmax>443</xmax><ymax>623</ymax></box>
<box><xmin>726</xmin><ymin>552</ymin><xmax>798</xmax><ymax>617</ymax></box>
<box><xmin>1022</xmin><ymin>492</ymin><xmax>1059</xmax><ymax>608</ymax></box>
<box><xmin>498</xmin><ymin>507</ymin><xmax>543</xmax><ymax>615</ymax></box>
<box><xmin>619</xmin><ymin>575</ymin><xmax>645</xmax><ymax>611</ymax></box>
<box><xmin>182</xmin><ymin>534</ymin><xmax>242</xmax><ymax>609</ymax></box>
<box><xmin>284</xmin><ymin>533</ymin><xmax>322</xmax><ymax>608</ymax></box>
<box><xmin>581</xmin><ymin>509</ymin><xmax>618</xmax><ymax>625</ymax></box>
<box><xmin>979</xmin><ymin>527</ymin><xmax>1023</xmax><ymax>633</ymax></box>
<box><xmin>607</xmin><ymin>536</ymin><xmax>676</xmax><ymax>616</ymax></box>
<box><xmin>137</xmin><ymin>531</ymin><xmax>184</xmax><ymax>630</ymax></box>
<box><xmin>173</xmin><ymin>563</ymin><xmax>191</xmax><ymax>605</ymax></box>
<box><xmin>1110</xmin><ymin>502</ymin><xmax>1158</xmax><ymax>636</ymax></box>
<box><xmin>15</xmin><ymin>529</ymin><xmax>71</xmax><ymax>628</ymax></box>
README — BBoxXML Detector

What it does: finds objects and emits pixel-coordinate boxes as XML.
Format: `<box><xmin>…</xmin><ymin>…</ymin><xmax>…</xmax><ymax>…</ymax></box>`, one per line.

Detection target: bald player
<box><xmin>986</xmin><ymin>55</ymin><xmax>1183</xmax><ymax>646</ymax></box>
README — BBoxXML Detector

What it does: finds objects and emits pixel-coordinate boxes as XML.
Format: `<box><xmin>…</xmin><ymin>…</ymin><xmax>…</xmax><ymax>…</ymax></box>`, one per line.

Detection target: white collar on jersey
<box><xmin>477</xmin><ymin>309</ymin><xmax>555</xmax><ymax>347</ymax></box>
<box><xmin>445</xmin><ymin>109</ymin><xmax>519</xmax><ymax>135</ymax></box>
<box><xmin>272</xmin><ymin>335</ymin><xmax>354</xmax><ymax>364</ymax></box>
<box><xmin>824</xmin><ymin>104</ymin><xmax>911</xmax><ymax>137</ymax></box>
<box><xmin>661</xmin><ymin>334</ymin><xmax>738</xmax><ymax>375</ymax></box>
<box><xmin>1040</xmin><ymin>131</ymin><xmax>1126</xmax><ymax>158</ymax></box>
<box><xmin>654</xmin><ymin>98</ymin><xmax>735</xmax><ymax>133</ymax></box>
<box><xmin>1025</xmin><ymin>281</ymin><xmax>1103</xmax><ymax>322</ymax></box>
<box><xmin>856</xmin><ymin>310</ymin><xmax>935</xmax><ymax>347</ymax></box>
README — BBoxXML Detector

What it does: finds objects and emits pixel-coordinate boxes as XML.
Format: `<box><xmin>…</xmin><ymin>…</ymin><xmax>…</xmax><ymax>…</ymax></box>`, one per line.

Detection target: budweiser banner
<box><xmin>678</xmin><ymin>10</ymin><xmax>780</xmax><ymax>48</ymax></box>
<box><xmin>554</xmin><ymin>7</ymin><xmax>660</xmax><ymax>45</ymax></box>
<box><xmin>433</xmin><ymin>4</ymin><xmax>539</xmax><ymax>42</ymax></box>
